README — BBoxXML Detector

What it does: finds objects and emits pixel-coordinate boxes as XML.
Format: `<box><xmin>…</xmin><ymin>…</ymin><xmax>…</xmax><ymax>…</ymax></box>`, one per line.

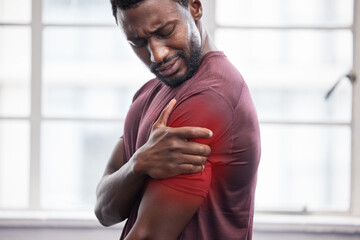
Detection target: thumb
<box><xmin>154</xmin><ymin>99</ymin><xmax>177</xmax><ymax>128</ymax></box>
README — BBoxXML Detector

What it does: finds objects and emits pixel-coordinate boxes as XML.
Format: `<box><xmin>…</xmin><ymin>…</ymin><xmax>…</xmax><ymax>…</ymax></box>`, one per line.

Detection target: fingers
<box><xmin>154</xmin><ymin>99</ymin><xmax>177</xmax><ymax>127</ymax></box>
<box><xmin>177</xmin><ymin>141</ymin><xmax>211</xmax><ymax>157</ymax></box>
<box><xmin>174</xmin><ymin>153</ymin><xmax>209</xmax><ymax>175</ymax></box>
<box><xmin>177</xmin><ymin>163</ymin><xmax>205</xmax><ymax>174</ymax></box>
<box><xmin>171</xmin><ymin>126</ymin><xmax>213</xmax><ymax>139</ymax></box>
<box><xmin>178</xmin><ymin>154</ymin><xmax>208</xmax><ymax>166</ymax></box>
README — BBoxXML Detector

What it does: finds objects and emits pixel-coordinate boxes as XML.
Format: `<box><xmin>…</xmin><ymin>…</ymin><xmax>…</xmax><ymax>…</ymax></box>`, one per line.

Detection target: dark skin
<box><xmin>95</xmin><ymin>100</ymin><xmax>212</xmax><ymax>225</ymax></box>
<box><xmin>95</xmin><ymin>0</ymin><xmax>217</xmax><ymax>238</ymax></box>
<box><xmin>118</xmin><ymin>0</ymin><xmax>216</xmax><ymax>85</ymax></box>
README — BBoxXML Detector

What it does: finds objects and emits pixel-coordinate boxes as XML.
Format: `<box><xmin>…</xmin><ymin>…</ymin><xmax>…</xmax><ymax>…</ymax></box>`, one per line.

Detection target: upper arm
<box><xmin>125</xmin><ymin>91</ymin><xmax>233</xmax><ymax>239</ymax></box>
<box><xmin>125</xmin><ymin>181</ymin><xmax>204</xmax><ymax>240</ymax></box>
<box><xmin>103</xmin><ymin>138</ymin><xmax>125</xmax><ymax>176</ymax></box>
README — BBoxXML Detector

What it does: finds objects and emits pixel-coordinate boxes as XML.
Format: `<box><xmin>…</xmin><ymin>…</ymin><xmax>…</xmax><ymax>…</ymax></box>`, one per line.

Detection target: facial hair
<box><xmin>150</xmin><ymin>35</ymin><xmax>202</xmax><ymax>88</ymax></box>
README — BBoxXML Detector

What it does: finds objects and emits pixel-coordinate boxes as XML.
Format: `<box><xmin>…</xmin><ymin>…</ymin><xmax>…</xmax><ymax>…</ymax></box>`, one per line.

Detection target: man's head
<box><xmin>112</xmin><ymin>0</ymin><xmax>204</xmax><ymax>87</ymax></box>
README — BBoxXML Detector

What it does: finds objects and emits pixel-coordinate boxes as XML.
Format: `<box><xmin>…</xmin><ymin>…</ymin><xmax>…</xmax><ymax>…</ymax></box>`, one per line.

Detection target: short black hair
<box><xmin>110</xmin><ymin>0</ymin><xmax>188</xmax><ymax>23</ymax></box>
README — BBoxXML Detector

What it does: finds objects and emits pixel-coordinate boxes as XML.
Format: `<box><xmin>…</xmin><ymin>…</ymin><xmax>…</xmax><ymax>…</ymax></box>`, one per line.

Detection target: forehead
<box><xmin>117</xmin><ymin>0</ymin><xmax>185</xmax><ymax>36</ymax></box>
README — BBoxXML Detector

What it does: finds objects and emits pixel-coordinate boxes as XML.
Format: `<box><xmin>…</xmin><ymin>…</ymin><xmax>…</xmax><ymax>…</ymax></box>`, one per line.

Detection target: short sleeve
<box><xmin>150</xmin><ymin>90</ymin><xmax>234</xmax><ymax>198</ymax></box>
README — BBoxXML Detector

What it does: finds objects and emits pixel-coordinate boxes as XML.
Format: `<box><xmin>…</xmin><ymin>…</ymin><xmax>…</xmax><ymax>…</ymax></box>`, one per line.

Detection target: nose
<box><xmin>148</xmin><ymin>39</ymin><xmax>169</xmax><ymax>63</ymax></box>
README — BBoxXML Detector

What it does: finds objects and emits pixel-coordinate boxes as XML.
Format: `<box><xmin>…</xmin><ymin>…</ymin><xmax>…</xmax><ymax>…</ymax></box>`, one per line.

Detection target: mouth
<box><xmin>156</xmin><ymin>56</ymin><xmax>180</xmax><ymax>77</ymax></box>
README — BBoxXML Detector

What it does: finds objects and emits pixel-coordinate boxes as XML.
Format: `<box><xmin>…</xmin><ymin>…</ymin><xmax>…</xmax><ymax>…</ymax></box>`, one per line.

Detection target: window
<box><xmin>0</xmin><ymin>0</ymin><xmax>153</xmax><ymax>211</ymax></box>
<box><xmin>0</xmin><ymin>0</ymin><xmax>31</xmax><ymax>209</ymax></box>
<box><xmin>1</xmin><ymin>0</ymin><xmax>359</xmax><ymax>217</ymax></box>
<box><xmin>212</xmin><ymin>0</ymin><xmax>358</xmax><ymax>213</ymax></box>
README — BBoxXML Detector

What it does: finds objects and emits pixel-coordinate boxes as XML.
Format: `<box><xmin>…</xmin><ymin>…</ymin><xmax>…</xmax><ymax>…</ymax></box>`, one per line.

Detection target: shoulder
<box><xmin>180</xmin><ymin>51</ymin><xmax>247</xmax><ymax>110</ymax></box>
<box><xmin>132</xmin><ymin>78</ymin><xmax>161</xmax><ymax>102</ymax></box>
<box><xmin>199</xmin><ymin>52</ymin><xmax>244</xmax><ymax>85</ymax></box>
<box><xmin>171</xmin><ymin>89</ymin><xmax>233</xmax><ymax>121</ymax></box>
<box><xmin>168</xmin><ymin>89</ymin><xmax>233</xmax><ymax>147</ymax></box>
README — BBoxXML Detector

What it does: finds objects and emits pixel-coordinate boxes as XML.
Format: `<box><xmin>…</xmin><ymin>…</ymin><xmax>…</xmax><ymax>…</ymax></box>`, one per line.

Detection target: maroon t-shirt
<box><xmin>120</xmin><ymin>51</ymin><xmax>261</xmax><ymax>240</ymax></box>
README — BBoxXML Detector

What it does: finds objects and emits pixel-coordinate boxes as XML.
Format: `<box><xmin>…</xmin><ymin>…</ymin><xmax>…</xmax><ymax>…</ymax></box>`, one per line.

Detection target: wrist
<box><xmin>131</xmin><ymin>149</ymin><xmax>147</xmax><ymax>176</ymax></box>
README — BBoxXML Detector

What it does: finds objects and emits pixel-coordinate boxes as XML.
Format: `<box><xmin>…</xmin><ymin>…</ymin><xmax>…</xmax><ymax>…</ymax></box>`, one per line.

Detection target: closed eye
<box><xmin>155</xmin><ymin>24</ymin><xmax>176</xmax><ymax>39</ymax></box>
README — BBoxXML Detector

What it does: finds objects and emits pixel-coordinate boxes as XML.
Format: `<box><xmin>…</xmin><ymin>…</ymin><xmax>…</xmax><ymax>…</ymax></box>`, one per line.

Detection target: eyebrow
<box><xmin>127</xmin><ymin>36</ymin><xmax>143</xmax><ymax>42</ymax></box>
<box><xmin>126</xmin><ymin>21</ymin><xmax>177</xmax><ymax>41</ymax></box>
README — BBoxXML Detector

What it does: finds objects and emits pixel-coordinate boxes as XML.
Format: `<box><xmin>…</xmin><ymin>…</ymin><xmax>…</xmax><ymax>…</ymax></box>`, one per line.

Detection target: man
<box><xmin>95</xmin><ymin>0</ymin><xmax>261</xmax><ymax>239</ymax></box>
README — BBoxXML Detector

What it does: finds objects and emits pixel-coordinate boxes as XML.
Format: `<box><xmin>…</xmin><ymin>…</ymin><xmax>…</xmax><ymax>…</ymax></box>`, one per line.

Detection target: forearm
<box><xmin>95</xmin><ymin>157</ymin><xmax>146</xmax><ymax>226</ymax></box>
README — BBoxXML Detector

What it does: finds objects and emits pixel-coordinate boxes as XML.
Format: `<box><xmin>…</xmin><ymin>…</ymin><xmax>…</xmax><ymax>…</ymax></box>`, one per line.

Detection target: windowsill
<box><xmin>254</xmin><ymin>214</ymin><xmax>360</xmax><ymax>234</ymax></box>
<box><xmin>0</xmin><ymin>211</ymin><xmax>359</xmax><ymax>234</ymax></box>
<box><xmin>0</xmin><ymin>210</ymin><xmax>124</xmax><ymax>229</ymax></box>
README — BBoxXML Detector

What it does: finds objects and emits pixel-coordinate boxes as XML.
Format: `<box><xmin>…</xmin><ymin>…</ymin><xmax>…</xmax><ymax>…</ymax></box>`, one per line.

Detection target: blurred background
<box><xmin>0</xmin><ymin>0</ymin><xmax>359</xmax><ymax>239</ymax></box>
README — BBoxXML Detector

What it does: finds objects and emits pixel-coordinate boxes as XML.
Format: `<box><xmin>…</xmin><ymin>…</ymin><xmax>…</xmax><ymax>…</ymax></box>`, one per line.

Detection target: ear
<box><xmin>189</xmin><ymin>0</ymin><xmax>203</xmax><ymax>21</ymax></box>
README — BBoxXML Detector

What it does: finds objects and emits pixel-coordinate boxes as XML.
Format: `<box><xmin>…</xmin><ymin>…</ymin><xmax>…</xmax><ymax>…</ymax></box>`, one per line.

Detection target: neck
<box><xmin>196</xmin><ymin>20</ymin><xmax>217</xmax><ymax>58</ymax></box>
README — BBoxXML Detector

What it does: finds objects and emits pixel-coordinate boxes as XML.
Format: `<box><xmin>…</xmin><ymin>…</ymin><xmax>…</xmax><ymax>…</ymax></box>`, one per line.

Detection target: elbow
<box><xmin>94</xmin><ymin>204</ymin><xmax>111</xmax><ymax>227</ymax></box>
<box><xmin>94</xmin><ymin>204</ymin><xmax>117</xmax><ymax>227</ymax></box>
<box><xmin>94</xmin><ymin>202</ymin><xmax>127</xmax><ymax>227</ymax></box>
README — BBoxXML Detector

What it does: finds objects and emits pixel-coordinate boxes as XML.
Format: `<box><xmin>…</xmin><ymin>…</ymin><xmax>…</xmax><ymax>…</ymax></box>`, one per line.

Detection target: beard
<box><xmin>150</xmin><ymin>36</ymin><xmax>202</xmax><ymax>88</ymax></box>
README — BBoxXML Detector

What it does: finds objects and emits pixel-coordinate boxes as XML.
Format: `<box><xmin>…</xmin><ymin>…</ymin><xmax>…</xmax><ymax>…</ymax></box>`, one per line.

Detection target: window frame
<box><xmin>0</xmin><ymin>0</ymin><xmax>119</xmax><ymax>210</ymax></box>
<box><xmin>206</xmin><ymin>0</ymin><xmax>360</xmax><ymax>216</ymax></box>
<box><xmin>350</xmin><ymin>0</ymin><xmax>360</xmax><ymax>217</ymax></box>
<box><xmin>28</xmin><ymin>0</ymin><xmax>127</xmax><ymax>210</ymax></box>
<box><xmin>0</xmin><ymin>0</ymin><xmax>359</xmax><ymax>217</ymax></box>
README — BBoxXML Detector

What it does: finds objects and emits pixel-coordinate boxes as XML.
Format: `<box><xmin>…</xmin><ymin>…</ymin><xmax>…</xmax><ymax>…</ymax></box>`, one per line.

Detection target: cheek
<box><xmin>134</xmin><ymin>48</ymin><xmax>151</xmax><ymax>67</ymax></box>
<box><xmin>168</xmin><ymin>22</ymin><xmax>191</xmax><ymax>50</ymax></box>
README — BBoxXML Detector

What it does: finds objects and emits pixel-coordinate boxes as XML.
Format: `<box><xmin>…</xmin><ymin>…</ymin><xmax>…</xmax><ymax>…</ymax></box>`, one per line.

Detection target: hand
<box><xmin>133</xmin><ymin>99</ymin><xmax>213</xmax><ymax>179</ymax></box>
